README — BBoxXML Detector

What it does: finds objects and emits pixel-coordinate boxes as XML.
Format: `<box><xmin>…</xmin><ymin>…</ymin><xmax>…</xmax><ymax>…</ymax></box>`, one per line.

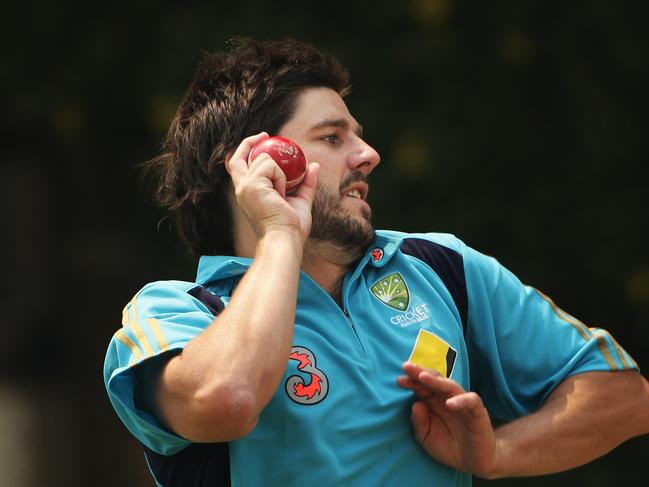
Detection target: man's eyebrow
<box><xmin>309</xmin><ymin>118</ymin><xmax>364</xmax><ymax>137</ymax></box>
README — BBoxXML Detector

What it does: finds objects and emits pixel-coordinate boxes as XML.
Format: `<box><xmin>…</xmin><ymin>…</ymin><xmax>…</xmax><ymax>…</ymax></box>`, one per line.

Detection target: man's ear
<box><xmin>224</xmin><ymin>150</ymin><xmax>235</xmax><ymax>175</ymax></box>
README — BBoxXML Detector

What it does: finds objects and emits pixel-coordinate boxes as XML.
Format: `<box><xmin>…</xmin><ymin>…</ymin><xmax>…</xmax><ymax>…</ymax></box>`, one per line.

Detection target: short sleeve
<box><xmin>463</xmin><ymin>245</ymin><xmax>639</xmax><ymax>421</ymax></box>
<box><xmin>103</xmin><ymin>280</ymin><xmax>223</xmax><ymax>455</ymax></box>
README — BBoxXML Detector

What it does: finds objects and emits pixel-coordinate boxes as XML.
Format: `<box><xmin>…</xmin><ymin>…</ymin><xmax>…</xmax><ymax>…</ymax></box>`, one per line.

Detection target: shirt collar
<box><xmin>195</xmin><ymin>230</ymin><xmax>405</xmax><ymax>283</ymax></box>
<box><xmin>196</xmin><ymin>255</ymin><xmax>252</xmax><ymax>284</ymax></box>
<box><xmin>365</xmin><ymin>230</ymin><xmax>404</xmax><ymax>268</ymax></box>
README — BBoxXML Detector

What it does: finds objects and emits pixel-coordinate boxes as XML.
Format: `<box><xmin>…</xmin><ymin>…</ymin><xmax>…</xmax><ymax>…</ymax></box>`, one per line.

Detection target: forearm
<box><xmin>160</xmin><ymin>228</ymin><xmax>304</xmax><ymax>440</ymax></box>
<box><xmin>486</xmin><ymin>370</ymin><xmax>649</xmax><ymax>478</ymax></box>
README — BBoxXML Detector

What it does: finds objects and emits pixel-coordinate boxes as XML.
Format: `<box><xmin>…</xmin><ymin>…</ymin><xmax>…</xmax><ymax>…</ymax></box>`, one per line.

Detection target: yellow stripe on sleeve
<box><xmin>591</xmin><ymin>328</ymin><xmax>638</xmax><ymax>370</ymax></box>
<box><xmin>535</xmin><ymin>289</ymin><xmax>592</xmax><ymax>341</ymax></box>
<box><xmin>607</xmin><ymin>331</ymin><xmax>638</xmax><ymax>369</ymax></box>
<box><xmin>591</xmin><ymin>332</ymin><xmax>620</xmax><ymax>371</ymax></box>
<box><xmin>618</xmin><ymin>346</ymin><xmax>639</xmax><ymax>370</ymax></box>
<box><xmin>120</xmin><ymin>294</ymin><xmax>170</xmax><ymax>360</ymax></box>
<box><xmin>121</xmin><ymin>305</ymin><xmax>129</xmax><ymax>327</ymax></box>
<box><xmin>535</xmin><ymin>290</ymin><xmax>639</xmax><ymax>372</ymax></box>
<box><xmin>146</xmin><ymin>318</ymin><xmax>170</xmax><ymax>353</ymax></box>
<box><xmin>129</xmin><ymin>296</ymin><xmax>155</xmax><ymax>357</ymax></box>
<box><xmin>114</xmin><ymin>329</ymin><xmax>142</xmax><ymax>362</ymax></box>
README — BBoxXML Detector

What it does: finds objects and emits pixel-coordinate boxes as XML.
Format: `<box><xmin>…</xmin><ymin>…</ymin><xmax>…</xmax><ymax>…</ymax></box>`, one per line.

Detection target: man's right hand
<box><xmin>225</xmin><ymin>132</ymin><xmax>319</xmax><ymax>243</ymax></box>
<box><xmin>148</xmin><ymin>132</ymin><xmax>315</xmax><ymax>444</ymax></box>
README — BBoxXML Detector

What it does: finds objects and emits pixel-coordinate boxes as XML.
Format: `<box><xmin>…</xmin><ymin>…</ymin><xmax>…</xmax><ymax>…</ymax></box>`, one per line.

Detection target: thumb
<box><xmin>291</xmin><ymin>162</ymin><xmax>319</xmax><ymax>204</ymax></box>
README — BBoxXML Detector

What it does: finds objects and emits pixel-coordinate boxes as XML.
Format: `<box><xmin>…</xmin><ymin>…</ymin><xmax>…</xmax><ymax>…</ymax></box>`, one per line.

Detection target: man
<box><xmin>104</xmin><ymin>38</ymin><xmax>649</xmax><ymax>486</ymax></box>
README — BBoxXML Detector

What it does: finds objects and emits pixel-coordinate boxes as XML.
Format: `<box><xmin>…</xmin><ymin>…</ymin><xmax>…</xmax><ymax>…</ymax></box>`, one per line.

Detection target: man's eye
<box><xmin>322</xmin><ymin>134</ymin><xmax>340</xmax><ymax>144</ymax></box>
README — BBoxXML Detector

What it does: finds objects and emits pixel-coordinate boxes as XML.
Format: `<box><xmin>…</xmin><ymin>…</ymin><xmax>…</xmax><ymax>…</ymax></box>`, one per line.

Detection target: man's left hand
<box><xmin>397</xmin><ymin>362</ymin><xmax>501</xmax><ymax>477</ymax></box>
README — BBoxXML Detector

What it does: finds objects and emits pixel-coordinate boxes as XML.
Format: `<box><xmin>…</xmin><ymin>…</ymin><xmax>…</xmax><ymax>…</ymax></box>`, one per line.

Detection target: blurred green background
<box><xmin>2</xmin><ymin>0</ymin><xmax>647</xmax><ymax>485</ymax></box>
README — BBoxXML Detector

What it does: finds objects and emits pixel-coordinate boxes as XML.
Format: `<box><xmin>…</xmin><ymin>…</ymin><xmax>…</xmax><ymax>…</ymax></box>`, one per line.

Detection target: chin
<box><xmin>310</xmin><ymin>210</ymin><xmax>374</xmax><ymax>251</ymax></box>
<box><xmin>360</xmin><ymin>205</ymin><xmax>371</xmax><ymax>221</ymax></box>
<box><xmin>342</xmin><ymin>199</ymin><xmax>372</xmax><ymax>221</ymax></box>
<box><xmin>310</xmin><ymin>186</ymin><xmax>375</xmax><ymax>250</ymax></box>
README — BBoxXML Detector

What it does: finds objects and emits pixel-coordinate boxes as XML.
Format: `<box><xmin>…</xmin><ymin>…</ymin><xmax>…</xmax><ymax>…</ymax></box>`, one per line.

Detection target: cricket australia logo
<box><xmin>370</xmin><ymin>272</ymin><xmax>431</xmax><ymax>328</ymax></box>
<box><xmin>371</xmin><ymin>272</ymin><xmax>410</xmax><ymax>310</ymax></box>
<box><xmin>286</xmin><ymin>346</ymin><xmax>329</xmax><ymax>405</ymax></box>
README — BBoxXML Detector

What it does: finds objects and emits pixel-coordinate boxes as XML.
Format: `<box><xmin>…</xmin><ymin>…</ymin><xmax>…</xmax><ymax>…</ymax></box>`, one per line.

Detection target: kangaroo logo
<box><xmin>286</xmin><ymin>346</ymin><xmax>329</xmax><ymax>405</ymax></box>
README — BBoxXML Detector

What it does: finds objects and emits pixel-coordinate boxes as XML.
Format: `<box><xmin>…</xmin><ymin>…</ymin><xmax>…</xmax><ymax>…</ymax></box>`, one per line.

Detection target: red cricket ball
<box><xmin>249</xmin><ymin>136</ymin><xmax>307</xmax><ymax>191</ymax></box>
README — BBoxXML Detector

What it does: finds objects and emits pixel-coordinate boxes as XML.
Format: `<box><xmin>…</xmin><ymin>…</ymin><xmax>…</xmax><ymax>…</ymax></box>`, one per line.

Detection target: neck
<box><xmin>230</xmin><ymin>198</ymin><xmax>365</xmax><ymax>305</ymax></box>
<box><xmin>301</xmin><ymin>238</ymin><xmax>364</xmax><ymax>306</ymax></box>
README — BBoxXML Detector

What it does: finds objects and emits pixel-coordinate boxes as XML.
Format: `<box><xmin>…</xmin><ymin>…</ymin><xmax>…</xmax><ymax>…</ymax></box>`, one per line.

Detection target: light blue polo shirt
<box><xmin>104</xmin><ymin>231</ymin><xmax>637</xmax><ymax>486</ymax></box>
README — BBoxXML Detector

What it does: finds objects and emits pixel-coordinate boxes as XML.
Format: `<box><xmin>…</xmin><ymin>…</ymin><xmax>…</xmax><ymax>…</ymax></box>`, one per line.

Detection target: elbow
<box><xmin>188</xmin><ymin>380</ymin><xmax>260</xmax><ymax>441</ymax></box>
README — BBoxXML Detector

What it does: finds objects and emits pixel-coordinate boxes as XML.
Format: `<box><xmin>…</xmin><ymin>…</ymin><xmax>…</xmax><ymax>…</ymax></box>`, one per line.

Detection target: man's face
<box><xmin>278</xmin><ymin>87</ymin><xmax>381</xmax><ymax>251</ymax></box>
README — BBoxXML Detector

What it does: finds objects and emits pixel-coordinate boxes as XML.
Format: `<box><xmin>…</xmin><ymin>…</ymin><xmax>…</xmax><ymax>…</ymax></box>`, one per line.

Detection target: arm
<box><xmin>397</xmin><ymin>364</ymin><xmax>649</xmax><ymax>478</ymax></box>
<box><xmin>490</xmin><ymin>369</ymin><xmax>649</xmax><ymax>477</ymax></box>
<box><xmin>148</xmin><ymin>133</ymin><xmax>320</xmax><ymax>443</ymax></box>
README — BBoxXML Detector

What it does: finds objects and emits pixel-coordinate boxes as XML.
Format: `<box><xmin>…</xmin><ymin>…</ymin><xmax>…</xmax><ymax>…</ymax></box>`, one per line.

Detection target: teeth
<box><xmin>345</xmin><ymin>189</ymin><xmax>362</xmax><ymax>199</ymax></box>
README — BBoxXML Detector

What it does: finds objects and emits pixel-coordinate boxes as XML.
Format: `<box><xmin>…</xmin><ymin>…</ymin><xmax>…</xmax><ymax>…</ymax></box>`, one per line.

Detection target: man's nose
<box><xmin>348</xmin><ymin>138</ymin><xmax>381</xmax><ymax>174</ymax></box>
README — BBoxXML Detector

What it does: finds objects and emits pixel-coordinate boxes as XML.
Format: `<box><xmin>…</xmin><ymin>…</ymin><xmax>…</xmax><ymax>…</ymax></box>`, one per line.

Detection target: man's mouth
<box><xmin>339</xmin><ymin>171</ymin><xmax>369</xmax><ymax>201</ymax></box>
<box><xmin>344</xmin><ymin>189</ymin><xmax>362</xmax><ymax>199</ymax></box>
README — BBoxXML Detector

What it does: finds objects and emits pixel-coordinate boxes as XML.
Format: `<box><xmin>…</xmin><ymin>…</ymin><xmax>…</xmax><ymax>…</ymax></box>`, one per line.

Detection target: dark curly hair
<box><xmin>146</xmin><ymin>37</ymin><xmax>351</xmax><ymax>257</ymax></box>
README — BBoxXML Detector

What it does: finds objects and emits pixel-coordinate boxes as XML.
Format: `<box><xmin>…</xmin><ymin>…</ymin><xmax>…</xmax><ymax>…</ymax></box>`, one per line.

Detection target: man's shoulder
<box><xmin>125</xmin><ymin>280</ymin><xmax>207</xmax><ymax>312</ymax></box>
<box><xmin>375</xmin><ymin>229</ymin><xmax>466</xmax><ymax>255</ymax></box>
<box><xmin>136</xmin><ymin>279</ymin><xmax>200</xmax><ymax>297</ymax></box>
<box><xmin>375</xmin><ymin>230</ymin><xmax>500</xmax><ymax>278</ymax></box>
<box><xmin>132</xmin><ymin>278</ymin><xmax>235</xmax><ymax>317</ymax></box>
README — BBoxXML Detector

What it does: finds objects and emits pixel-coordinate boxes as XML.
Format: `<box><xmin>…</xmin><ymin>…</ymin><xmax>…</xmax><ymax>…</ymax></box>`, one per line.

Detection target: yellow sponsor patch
<box><xmin>408</xmin><ymin>329</ymin><xmax>457</xmax><ymax>378</ymax></box>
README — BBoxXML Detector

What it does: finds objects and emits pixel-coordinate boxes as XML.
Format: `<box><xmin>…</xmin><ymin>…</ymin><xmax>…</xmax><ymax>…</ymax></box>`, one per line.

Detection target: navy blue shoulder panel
<box><xmin>142</xmin><ymin>285</ymin><xmax>230</xmax><ymax>486</ymax></box>
<box><xmin>144</xmin><ymin>443</ymin><xmax>230</xmax><ymax>487</ymax></box>
<box><xmin>400</xmin><ymin>238</ymin><xmax>468</xmax><ymax>336</ymax></box>
<box><xmin>188</xmin><ymin>285</ymin><xmax>225</xmax><ymax>316</ymax></box>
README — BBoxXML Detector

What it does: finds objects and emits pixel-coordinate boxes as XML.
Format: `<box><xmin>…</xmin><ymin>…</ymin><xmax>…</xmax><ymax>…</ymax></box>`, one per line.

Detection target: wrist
<box><xmin>480</xmin><ymin>429</ymin><xmax>509</xmax><ymax>479</ymax></box>
<box><xmin>257</xmin><ymin>226</ymin><xmax>304</xmax><ymax>259</ymax></box>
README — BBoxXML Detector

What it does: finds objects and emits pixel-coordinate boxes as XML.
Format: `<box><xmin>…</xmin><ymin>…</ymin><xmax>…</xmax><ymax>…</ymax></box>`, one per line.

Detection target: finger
<box><xmin>400</xmin><ymin>363</ymin><xmax>448</xmax><ymax>399</ymax></box>
<box><xmin>397</xmin><ymin>374</ymin><xmax>434</xmax><ymax>391</ymax></box>
<box><xmin>247</xmin><ymin>151</ymin><xmax>275</xmax><ymax>171</ymax></box>
<box><xmin>397</xmin><ymin>375</ymin><xmax>439</xmax><ymax>400</ymax></box>
<box><xmin>245</xmin><ymin>157</ymin><xmax>288</xmax><ymax>197</ymax></box>
<box><xmin>270</xmin><ymin>162</ymin><xmax>287</xmax><ymax>198</ymax></box>
<box><xmin>245</xmin><ymin>153</ymin><xmax>278</xmax><ymax>176</ymax></box>
<box><xmin>445</xmin><ymin>392</ymin><xmax>486</xmax><ymax>418</ymax></box>
<box><xmin>410</xmin><ymin>401</ymin><xmax>432</xmax><ymax>446</ymax></box>
<box><xmin>403</xmin><ymin>362</ymin><xmax>426</xmax><ymax>380</ymax></box>
<box><xmin>289</xmin><ymin>162</ymin><xmax>319</xmax><ymax>204</ymax></box>
<box><xmin>396</xmin><ymin>375</ymin><xmax>422</xmax><ymax>391</ymax></box>
<box><xmin>416</xmin><ymin>373</ymin><xmax>466</xmax><ymax>398</ymax></box>
<box><xmin>396</xmin><ymin>375</ymin><xmax>416</xmax><ymax>388</ymax></box>
<box><xmin>225</xmin><ymin>132</ymin><xmax>269</xmax><ymax>182</ymax></box>
<box><xmin>403</xmin><ymin>361</ymin><xmax>442</xmax><ymax>379</ymax></box>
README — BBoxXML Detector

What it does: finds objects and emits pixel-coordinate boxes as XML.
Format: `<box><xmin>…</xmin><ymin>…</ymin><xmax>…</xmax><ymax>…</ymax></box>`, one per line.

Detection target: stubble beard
<box><xmin>308</xmin><ymin>172</ymin><xmax>375</xmax><ymax>260</ymax></box>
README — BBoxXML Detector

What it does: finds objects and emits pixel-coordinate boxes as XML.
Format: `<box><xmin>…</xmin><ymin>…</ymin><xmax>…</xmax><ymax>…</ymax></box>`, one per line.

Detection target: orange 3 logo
<box><xmin>286</xmin><ymin>346</ymin><xmax>328</xmax><ymax>405</ymax></box>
